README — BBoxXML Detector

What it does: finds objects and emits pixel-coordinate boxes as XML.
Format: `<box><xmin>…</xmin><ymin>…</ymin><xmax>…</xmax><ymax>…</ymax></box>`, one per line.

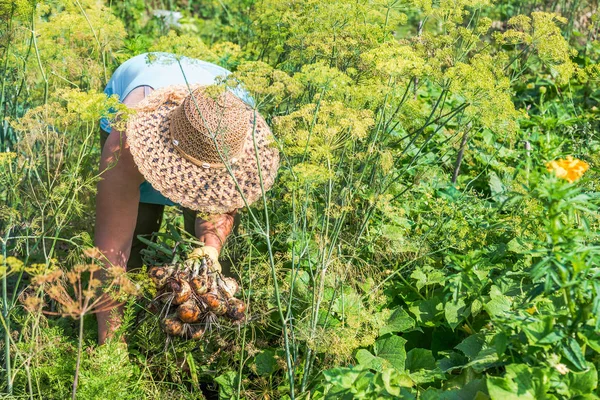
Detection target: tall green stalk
<box><xmin>250</xmin><ymin>108</ymin><xmax>296</xmax><ymax>398</ymax></box>
<box><xmin>71</xmin><ymin>315</ymin><xmax>84</xmax><ymax>400</ymax></box>
<box><xmin>0</xmin><ymin>3</ymin><xmax>16</xmax><ymax>151</ymax></box>
<box><xmin>2</xmin><ymin>224</ymin><xmax>12</xmax><ymax>394</ymax></box>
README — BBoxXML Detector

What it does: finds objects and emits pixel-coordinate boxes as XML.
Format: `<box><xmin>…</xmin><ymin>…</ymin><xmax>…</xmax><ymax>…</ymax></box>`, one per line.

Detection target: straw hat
<box><xmin>126</xmin><ymin>84</ymin><xmax>279</xmax><ymax>214</ymax></box>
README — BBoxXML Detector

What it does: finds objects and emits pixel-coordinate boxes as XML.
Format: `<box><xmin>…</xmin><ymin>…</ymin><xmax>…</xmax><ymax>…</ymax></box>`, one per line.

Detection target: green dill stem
<box><xmin>302</xmin><ymin>157</ymin><xmax>338</xmax><ymax>390</ymax></box>
<box><xmin>236</xmin><ymin>252</ymin><xmax>252</xmax><ymax>400</ymax></box>
<box><xmin>25</xmin><ymin>364</ymin><xmax>33</xmax><ymax>400</ymax></box>
<box><xmin>300</xmin><ymin>88</ymin><xmax>325</xmax><ymax>164</ymax></box>
<box><xmin>298</xmin><ymin>187</ymin><xmax>313</xmax><ymax>393</ymax></box>
<box><xmin>251</xmin><ymin>109</ymin><xmax>296</xmax><ymax>398</ymax></box>
<box><xmin>74</xmin><ymin>0</ymin><xmax>107</xmax><ymax>82</ymax></box>
<box><xmin>31</xmin><ymin>9</ymin><xmax>48</xmax><ymax>105</ymax></box>
<box><xmin>354</xmin><ymin>88</ymin><xmax>452</xmax><ymax>242</ymax></box>
<box><xmin>72</xmin><ymin>314</ymin><xmax>84</xmax><ymax>400</ymax></box>
<box><xmin>451</xmin><ymin>124</ymin><xmax>472</xmax><ymax>184</ymax></box>
<box><xmin>2</xmin><ymin>225</ymin><xmax>12</xmax><ymax>394</ymax></box>
<box><xmin>0</xmin><ymin>3</ymin><xmax>16</xmax><ymax>151</ymax></box>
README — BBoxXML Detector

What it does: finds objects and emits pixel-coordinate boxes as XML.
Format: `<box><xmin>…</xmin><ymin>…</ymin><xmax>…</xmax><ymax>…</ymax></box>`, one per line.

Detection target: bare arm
<box><xmin>195</xmin><ymin>211</ymin><xmax>236</xmax><ymax>253</ymax></box>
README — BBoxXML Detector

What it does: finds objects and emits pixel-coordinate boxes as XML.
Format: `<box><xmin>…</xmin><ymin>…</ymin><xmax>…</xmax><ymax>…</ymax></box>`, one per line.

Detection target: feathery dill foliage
<box><xmin>1</xmin><ymin>0</ymin><xmax>599</xmax><ymax>398</ymax></box>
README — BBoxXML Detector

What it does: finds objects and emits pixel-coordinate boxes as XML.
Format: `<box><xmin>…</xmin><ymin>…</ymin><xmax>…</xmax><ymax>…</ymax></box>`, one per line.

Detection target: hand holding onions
<box><xmin>149</xmin><ymin>247</ymin><xmax>247</xmax><ymax>340</ymax></box>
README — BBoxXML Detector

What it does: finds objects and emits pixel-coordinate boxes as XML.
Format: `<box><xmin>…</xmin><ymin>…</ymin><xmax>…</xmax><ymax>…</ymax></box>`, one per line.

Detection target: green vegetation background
<box><xmin>1</xmin><ymin>0</ymin><xmax>600</xmax><ymax>398</ymax></box>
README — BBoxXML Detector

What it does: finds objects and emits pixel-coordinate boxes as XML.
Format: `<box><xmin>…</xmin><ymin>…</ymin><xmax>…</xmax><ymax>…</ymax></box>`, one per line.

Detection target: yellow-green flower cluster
<box><xmin>361</xmin><ymin>42</ymin><xmax>429</xmax><ymax>82</ymax></box>
<box><xmin>227</xmin><ymin>61</ymin><xmax>303</xmax><ymax>107</ymax></box>
<box><xmin>446</xmin><ymin>54</ymin><xmax>519</xmax><ymax>134</ymax></box>
<box><xmin>0</xmin><ymin>255</ymin><xmax>61</xmax><ymax>278</ymax></box>
<box><xmin>496</xmin><ymin>12</ymin><xmax>576</xmax><ymax>85</ymax></box>
<box><xmin>294</xmin><ymin>63</ymin><xmax>352</xmax><ymax>101</ymax></box>
<box><xmin>149</xmin><ymin>32</ymin><xmax>219</xmax><ymax>65</ymax></box>
<box><xmin>274</xmin><ymin>101</ymin><xmax>374</xmax><ymax>161</ymax></box>
<box><xmin>0</xmin><ymin>152</ymin><xmax>17</xmax><ymax>166</ymax></box>
<box><xmin>0</xmin><ymin>255</ymin><xmax>24</xmax><ymax>277</ymax></box>
<box><xmin>13</xmin><ymin>0</ymin><xmax>126</xmax><ymax>100</ymax></box>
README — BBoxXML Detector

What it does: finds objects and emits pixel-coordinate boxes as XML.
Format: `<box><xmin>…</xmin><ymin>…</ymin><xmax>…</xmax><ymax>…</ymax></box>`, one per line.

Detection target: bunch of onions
<box><xmin>148</xmin><ymin>252</ymin><xmax>247</xmax><ymax>340</ymax></box>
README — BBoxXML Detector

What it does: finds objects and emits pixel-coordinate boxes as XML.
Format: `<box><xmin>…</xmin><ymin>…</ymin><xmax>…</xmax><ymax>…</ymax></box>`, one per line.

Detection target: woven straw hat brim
<box><xmin>126</xmin><ymin>85</ymin><xmax>279</xmax><ymax>214</ymax></box>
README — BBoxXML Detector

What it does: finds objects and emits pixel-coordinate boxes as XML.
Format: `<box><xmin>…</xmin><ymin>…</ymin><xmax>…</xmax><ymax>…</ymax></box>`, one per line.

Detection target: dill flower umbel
<box><xmin>0</xmin><ymin>152</ymin><xmax>16</xmax><ymax>165</ymax></box>
<box><xmin>546</xmin><ymin>156</ymin><xmax>589</xmax><ymax>183</ymax></box>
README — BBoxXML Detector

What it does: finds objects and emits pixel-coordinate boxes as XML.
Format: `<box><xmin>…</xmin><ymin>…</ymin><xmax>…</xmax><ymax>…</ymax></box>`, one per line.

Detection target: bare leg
<box><xmin>95</xmin><ymin>128</ymin><xmax>145</xmax><ymax>343</ymax></box>
<box><xmin>95</xmin><ymin>87</ymin><xmax>149</xmax><ymax>344</ymax></box>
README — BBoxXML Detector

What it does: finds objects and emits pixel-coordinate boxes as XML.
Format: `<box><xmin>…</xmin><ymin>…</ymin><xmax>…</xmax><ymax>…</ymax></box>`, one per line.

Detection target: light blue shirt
<box><xmin>100</xmin><ymin>52</ymin><xmax>253</xmax><ymax>205</ymax></box>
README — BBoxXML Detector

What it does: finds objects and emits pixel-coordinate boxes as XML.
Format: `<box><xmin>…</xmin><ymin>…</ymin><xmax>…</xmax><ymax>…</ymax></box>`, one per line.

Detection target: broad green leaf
<box><xmin>374</xmin><ymin>335</ymin><xmax>408</xmax><ymax>372</ymax></box>
<box><xmin>455</xmin><ymin>334</ymin><xmax>485</xmax><ymax>360</ymax></box>
<box><xmin>486</xmin><ymin>364</ymin><xmax>550</xmax><ymax>400</ymax></box>
<box><xmin>406</xmin><ymin>348</ymin><xmax>436</xmax><ymax>371</ymax></box>
<box><xmin>454</xmin><ymin>379</ymin><xmax>489</xmax><ymax>400</ymax></box>
<box><xmin>487</xmin><ymin>377</ymin><xmax>528</xmax><ymax>400</ymax></box>
<box><xmin>380</xmin><ymin>307</ymin><xmax>416</xmax><ymax>336</ymax></box>
<box><xmin>406</xmin><ymin>348</ymin><xmax>444</xmax><ymax>384</ymax></box>
<box><xmin>562</xmin><ymin>337</ymin><xmax>587</xmax><ymax>372</ymax></box>
<box><xmin>407</xmin><ymin>368</ymin><xmax>446</xmax><ymax>385</ymax></box>
<box><xmin>323</xmin><ymin>366</ymin><xmax>367</xmax><ymax>389</ymax></box>
<box><xmin>410</xmin><ymin>266</ymin><xmax>446</xmax><ymax>290</ymax></box>
<box><xmin>352</xmin><ymin>372</ymin><xmax>376</xmax><ymax>396</ymax></box>
<box><xmin>254</xmin><ymin>349</ymin><xmax>279</xmax><ymax>376</ymax></box>
<box><xmin>568</xmin><ymin>362</ymin><xmax>598</xmax><ymax>396</ymax></box>
<box><xmin>507</xmin><ymin>237</ymin><xmax>533</xmax><ymax>254</ymax></box>
<box><xmin>317</xmin><ymin>309</ymin><xmax>340</xmax><ymax>327</ymax></box>
<box><xmin>484</xmin><ymin>286</ymin><xmax>512</xmax><ymax>317</ymax></box>
<box><xmin>438</xmin><ymin>351</ymin><xmax>468</xmax><ymax>373</ymax></box>
<box><xmin>522</xmin><ymin>317</ymin><xmax>563</xmax><ymax>345</ymax></box>
<box><xmin>491</xmin><ymin>332</ymin><xmax>508</xmax><ymax>357</ymax></box>
<box><xmin>462</xmin><ymin>347</ymin><xmax>499</xmax><ymax>374</ymax></box>
<box><xmin>489</xmin><ymin>172</ymin><xmax>508</xmax><ymax>202</ymax></box>
<box><xmin>290</xmin><ymin>270</ymin><xmax>311</xmax><ymax>299</ymax></box>
<box><xmin>332</xmin><ymin>288</ymin><xmax>362</xmax><ymax>316</ymax></box>
<box><xmin>421</xmin><ymin>387</ymin><xmax>452</xmax><ymax>400</ymax></box>
<box><xmin>578</xmin><ymin>328</ymin><xmax>600</xmax><ymax>354</ymax></box>
<box><xmin>355</xmin><ymin>349</ymin><xmax>384</xmax><ymax>372</ymax></box>
<box><xmin>445</xmin><ymin>298</ymin><xmax>467</xmax><ymax>330</ymax></box>
<box><xmin>410</xmin><ymin>268</ymin><xmax>428</xmax><ymax>290</ymax></box>
<box><xmin>423</xmin><ymin>379</ymin><xmax>488</xmax><ymax>400</ymax></box>
<box><xmin>379</xmin><ymin>368</ymin><xmax>414</xmax><ymax>397</ymax></box>
<box><xmin>470</xmin><ymin>298</ymin><xmax>483</xmax><ymax>317</ymax></box>
<box><xmin>215</xmin><ymin>370</ymin><xmax>239</xmax><ymax>400</ymax></box>
<box><xmin>408</xmin><ymin>297</ymin><xmax>444</xmax><ymax>327</ymax></box>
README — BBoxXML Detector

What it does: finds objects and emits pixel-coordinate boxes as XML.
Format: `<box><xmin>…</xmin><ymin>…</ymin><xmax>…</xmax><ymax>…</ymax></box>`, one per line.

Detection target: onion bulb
<box><xmin>200</xmin><ymin>292</ymin><xmax>227</xmax><ymax>315</ymax></box>
<box><xmin>190</xmin><ymin>275</ymin><xmax>210</xmax><ymax>296</ymax></box>
<box><xmin>186</xmin><ymin>325</ymin><xmax>205</xmax><ymax>340</ymax></box>
<box><xmin>226</xmin><ymin>298</ymin><xmax>247</xmax><ymax>321</ymax></box>
<box><xmin>163</xmin><ymin>316</ymin><xmax>184</xmax><ymax>336</ymax></box>
<box><xmin>148</xmin><ymin>265</ymin><xmax>173</xmax><ymax>288</ymax></box>
<box><xmin>218</xmin><ymin>277</ymin><xmax>239</xmax><ymax>299</ymax></box>
<box><xmin>167</xmin><ymin>278</ymin><xmax>192</xmax><ymax>305</ymax></box>
<box><xmin>176</xmin><ymin>300</ymin><xmax>201</xmax><ymax>323</ymax></box>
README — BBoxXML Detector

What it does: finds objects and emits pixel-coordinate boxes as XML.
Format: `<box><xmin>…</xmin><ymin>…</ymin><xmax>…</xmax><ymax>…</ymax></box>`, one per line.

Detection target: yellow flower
<box><xmin>0</xmin><ymin>152</ymin><xmax>17</xmax><ymax>165</ymax></box>
<box><xmin>546</xmin><ymin>156</ymin><xmax>589</xmax><ymax>183</ymax></box>
<box><xmin>526</xmin><ymin>305</ymin><xmax>537</xmax><ymax>315</ymax></box>
<box><xmin>0</xmin><ymin>256</ymin><xmax>25</xmax><ymax>275</ymax></box>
